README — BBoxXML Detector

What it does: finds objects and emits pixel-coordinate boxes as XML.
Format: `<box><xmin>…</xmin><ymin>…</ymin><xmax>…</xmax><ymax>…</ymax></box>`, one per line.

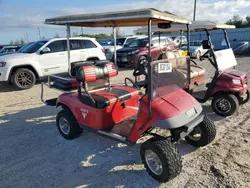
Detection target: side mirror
<box><xmin>40</xmin><ymin>47</ymin><xmax>51</xmax><ymax>54</ymax></box>
<box><xmin>158</xmin><ymin>23</ymin><xmax>171</xmax><ymax>29</ymax></box>
<box><xmin>123</xmin><ymin>44</ymin><xmax>128</xmax><ymax>47</ymax></box>
<box><xmin>201</xmin><ymin>40</ymin><xmax>211</xmax><ymax>49</ymax></box>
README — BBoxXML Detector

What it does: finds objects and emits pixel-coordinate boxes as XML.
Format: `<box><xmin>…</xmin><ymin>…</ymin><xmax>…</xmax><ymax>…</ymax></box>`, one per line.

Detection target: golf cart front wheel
<box><xmin>211</xmin><ymin>93</ymin><xmax>239</xmax><ymax>117</ymax></box>
<box><xmin>185</xmin><ymin>116</ymin><xmax>216</xmax><ymax>147</ymax></box>
<box><xmin>140</xmin><ymin>138</ymin><xmax>182</xmax><ymax>182</ymax></box>
<box><xmin>56</xmin><ymin>109</ymin><xmax>82</xmax><ymax>140</ymax></box>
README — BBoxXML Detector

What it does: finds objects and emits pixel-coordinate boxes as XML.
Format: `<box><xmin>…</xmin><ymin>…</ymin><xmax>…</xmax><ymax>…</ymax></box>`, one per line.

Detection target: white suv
<box><xmin>0</xmin><ymin>37</ymin><xmax>106</xmax><ymax>89</ymax></box>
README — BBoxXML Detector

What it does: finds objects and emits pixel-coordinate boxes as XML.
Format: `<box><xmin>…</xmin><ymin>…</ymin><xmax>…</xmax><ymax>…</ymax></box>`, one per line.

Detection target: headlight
<box><xmin>128</xmin><ymin>50</ymin><xmax>139</xmax><ymax>55</ymax></box>
<box><xmin>232</xmin><ymin>79</ymin><xmax>241</xmax><ymax>85</ymax></box>
<box><xmin>0</xmin><ymin>62</ymin><xmax>6</xmax><ymax>67</ymax></box>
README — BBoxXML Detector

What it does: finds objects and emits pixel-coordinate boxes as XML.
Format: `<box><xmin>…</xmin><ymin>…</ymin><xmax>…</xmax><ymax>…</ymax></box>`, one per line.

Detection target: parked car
<box><xmin>0</xmin><ymin>45</ymin><xmax>19</xmax><ymax>54</ymax></box>
<box><xmin>116</xmin><ymin>36</ymin><xmax>176</xmax><ymax>68</ymax></box>
<box><xmin>0</xmin><ymin>37</ymin><xmax>106</xmax><ymax>89</ymax></box>
<box><xmin>96</xmin><ymin>38</ymin><xmax>113</xmax><ymax>46</ymax></box>
<box><xmin>103</xmin><ymin>35</ymin><xmax>146</xmax><ymax>60</ymax></box>
<box><xmin>181</xmin><ymin>40</ymin><xmax>208</xmax><ymax>59</ymax></box>
<box><xmin>0</xmin><ymin>42</ymin><xmax>34</xmax><ymax>56</ymax></box>
<box><xmin>171</xmin><ymin>36</ymin><xmax>187</xmax><ymax>47</ymax></box>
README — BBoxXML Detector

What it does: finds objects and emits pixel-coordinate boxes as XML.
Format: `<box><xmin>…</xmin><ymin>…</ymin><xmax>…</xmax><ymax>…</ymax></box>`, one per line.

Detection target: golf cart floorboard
<box><xmin>192</xmin><ymin>85</ymin><xmax>207</xmax><ymax>101</ymax></box>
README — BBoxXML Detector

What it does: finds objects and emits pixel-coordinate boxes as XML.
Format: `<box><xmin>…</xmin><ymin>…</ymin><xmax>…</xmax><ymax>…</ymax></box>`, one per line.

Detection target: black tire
<box><xmin>11</xmin><ymin>68</ymin><xmax>36</xmax><ymax>90</ymax></box>
<box><xmin>239</xmin><ymin>90</ymin><xmax>250</xmax><ymax>105</ymax></box>
<box><xmin>56</xmin><ymin>109</ymin><xmax>82</xmax><ymax>140</ymax></box>
<box><xmin>140</xmin><ymin>138</ymin><xmax>182</xmax><ymax>182</ymax></box>
<box><xmin>211</xmin><ymin>93</ymin><xmax>239</xmax><ymax>117</ymax></box>
<box><xmin>185</xmin><ymin>116</ymin><xmax>216</xmax><ymax>147</ymax></box>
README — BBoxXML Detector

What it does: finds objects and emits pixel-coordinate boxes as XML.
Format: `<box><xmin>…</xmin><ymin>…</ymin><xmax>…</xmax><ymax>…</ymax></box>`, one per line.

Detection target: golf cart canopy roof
<box><xmin>135</xmin><ymin>21</ymin><xmax>235</xmax><ymax>33</ymax></box>
<box><xmin>44</xmin><ymin>8</ymin><xmax>190</xmax><ymax>27</ymax></box>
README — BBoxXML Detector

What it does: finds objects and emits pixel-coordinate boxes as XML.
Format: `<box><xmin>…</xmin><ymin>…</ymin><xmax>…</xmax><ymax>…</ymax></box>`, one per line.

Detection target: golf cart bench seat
<box><xmin>76</xmin><ymin>62</ymin><xmax>141</xmax><ymax>109</ymax></box>
<box><xmin>80</xmin><ymin>86</ymin><xmax>142</xmax><ymax>109</ymax></box>
<box><xmin>50</xmin><ymin>60</ymin><xmax>111</xmax><ymax>91</ymax></box>
<box><xmin>165</xmin><ymin>52</ymin><xmax>205</xmax><ymax>79</ymax></box>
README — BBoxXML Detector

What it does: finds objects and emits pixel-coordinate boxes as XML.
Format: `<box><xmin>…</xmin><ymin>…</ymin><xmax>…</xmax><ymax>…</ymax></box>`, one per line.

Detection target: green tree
<box><xmin>226</xmin><ymin>15</ymin><xmax>244</xmax><ymax>28</ymax></box>
<box><xmin>245</xmin><ymin>16</ymin><xmax>250</xmax><ymax>27</ymax></box>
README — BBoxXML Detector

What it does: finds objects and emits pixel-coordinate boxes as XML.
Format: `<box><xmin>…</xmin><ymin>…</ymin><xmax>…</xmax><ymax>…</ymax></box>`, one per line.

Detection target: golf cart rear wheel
<box><xmin>212</xmin><ymin>93</ymin><xmax>239</xmax><ymax>117</ymax></box>
<box><xmin>140</xmin><ymin>138</ymin><xmax>182</xmax><ymax>182</ymax></box>
<box><xmin>185</xmin><ymin>116</ymin><xmax>216</xmax><ymax>147</ymax></box>
<box><xmin>56</xmin><ymin>109</ymin><xmax>82</xmax><ymax>140</ymax></box>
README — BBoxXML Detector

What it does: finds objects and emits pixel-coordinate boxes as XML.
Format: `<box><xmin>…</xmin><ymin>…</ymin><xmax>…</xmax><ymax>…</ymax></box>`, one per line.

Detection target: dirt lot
<box><xmin>0</xmin><ymin>56</ymin><xmax>250</xmax><ymax>188</ymax></box>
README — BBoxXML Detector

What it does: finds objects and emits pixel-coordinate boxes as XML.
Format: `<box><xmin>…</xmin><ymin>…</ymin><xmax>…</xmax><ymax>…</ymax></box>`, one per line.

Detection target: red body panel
<box><xmin>189</xmin><ymin>75</ymin><xmax>206</xmax><ymax>90</ymax></box>
<box><xmin>57</xmin><ymin>85</ymin><xmax>140</xmax><ymax>130</ymax></box>
<box><xmin>211</xmin><ymin>69</ymin><xmax>248</xmax><ymax>96</ymax></box>
<box><xmin>128</xmin><ymin>87</ymin><xmax>198</xmax><ymax>142</ymax></box>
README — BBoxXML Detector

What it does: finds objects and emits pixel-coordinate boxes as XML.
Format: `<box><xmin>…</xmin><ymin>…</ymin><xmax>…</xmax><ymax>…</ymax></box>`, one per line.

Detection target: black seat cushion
<box><xmin>78</xmin><ymin>88</ymin><xmax>132</xmax><ymax>109</ymax></box>
<box><xmin>52</xmin><ymin>78</ymin><xmax>80</xmax><ymax>91</ymax></box>
<box><xmin>79</xmin><ymin>94</ymin><xmax>110</xmax><ymax>109</ymax></box>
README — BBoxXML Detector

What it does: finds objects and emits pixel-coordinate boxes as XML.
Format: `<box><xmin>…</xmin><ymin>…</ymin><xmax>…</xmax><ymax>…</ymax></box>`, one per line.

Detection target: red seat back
<box><xmin>76</xmin><ymin>62</ymin><xmax>118</xmax><ymax>83</ymax></box>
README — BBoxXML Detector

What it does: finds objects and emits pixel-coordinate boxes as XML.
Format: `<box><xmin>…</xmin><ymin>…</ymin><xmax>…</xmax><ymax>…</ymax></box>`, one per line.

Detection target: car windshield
<box><xmin>18</xmin><ymin>42</ymin><xmax>34</xmax><ymax>52</ymax></box>
<box><xmin>110</xmin><ymin>38</ymin><xmax>126</xmax><ymax>45</ymax></box>
<box><xmin>127</xmin><ymin>38</ymin><xmax>148</xmax><ymax>48</ymax></box>
<box><xmin>22</xmin><ymin>40</ymin><xmax>48</xmax><ymax>53</ymax></box>
<box><xmin>190</xmin><ymin>41</ymin><xmax>201</xmax><ymax>46</ymax></box>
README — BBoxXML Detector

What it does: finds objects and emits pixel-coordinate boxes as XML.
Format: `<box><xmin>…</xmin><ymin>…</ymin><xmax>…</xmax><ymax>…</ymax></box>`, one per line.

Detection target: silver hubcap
<box><xmin>145</xmin><ymin>150</ymin><xmax>163</xmax><ymax>175</ymax></box>
<box><xmin>187</xmin><ymin>126</ymin><xmax>202</xmax><ymax>141</ymax></box>
<box><xmin>59</xmin><ymin>117</ymin><xmax>70</xmax><ymax>135</ymax></box>
<box><xmin>17</xmin><ymin>72</ymin><xmax>33</xmax><ymax>87</ymax></box>
<box><xmin>215</xmin><ymin>98</ymin><xmax>231</xmax><ymax>113</ymax></box>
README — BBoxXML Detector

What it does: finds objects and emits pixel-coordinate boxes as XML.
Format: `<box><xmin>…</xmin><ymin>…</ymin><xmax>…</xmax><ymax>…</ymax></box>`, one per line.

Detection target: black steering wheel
<box><xmin>125</xmin><ymin>77</ymin><xmax>140</xmax><ymax>90</ymax></box>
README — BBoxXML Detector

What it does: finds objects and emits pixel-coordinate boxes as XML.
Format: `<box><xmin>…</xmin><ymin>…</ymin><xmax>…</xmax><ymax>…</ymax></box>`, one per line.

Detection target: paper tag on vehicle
<box><xmin>158</xmin><ymin>62</ymin><xmax>172</xmax><ymax>73</ymax></box>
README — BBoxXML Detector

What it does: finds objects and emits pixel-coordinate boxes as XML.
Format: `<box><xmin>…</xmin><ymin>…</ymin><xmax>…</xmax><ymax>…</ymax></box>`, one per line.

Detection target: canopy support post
<box><xmin>147</xmin><ymin>18</ymin><xmax>152</xmax><ymax>101</ymax></box>
<box><xmin>186</xmin><ymin>24</ymin><xmax>191</xmax><ymax>88</ymax></box>
<box><xmin>113</xmin><ymin>27</ymin><xmax>117</xmax><ymax>67</ymax></box>
<box><xmin>222</xmin><ymin>29</ymin><xmax>231</xmax><ymax>49</ymax></box>
<box><xmin>66</xmin><ymin>24</ymin><xmax>71</xmax><ymax>77</ymax></box>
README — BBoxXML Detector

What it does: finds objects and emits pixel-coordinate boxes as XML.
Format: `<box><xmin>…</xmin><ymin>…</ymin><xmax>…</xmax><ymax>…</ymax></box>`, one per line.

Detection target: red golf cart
<box><xmin>135</xmin><ymin>21</ymin><xmax>249</xmax><ymax>117</ymax></box>
<box><xmin>41</xmin><ymin>9</ymin><xmax>216</xmax><ymax>182</ymax></box>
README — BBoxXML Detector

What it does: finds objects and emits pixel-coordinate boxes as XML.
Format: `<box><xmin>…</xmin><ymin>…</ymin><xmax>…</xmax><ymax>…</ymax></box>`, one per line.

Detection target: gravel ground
<box><xmin>0</xmin><ymin>56</ymin><xmax>250</xmax><ymax>188</ymax></box>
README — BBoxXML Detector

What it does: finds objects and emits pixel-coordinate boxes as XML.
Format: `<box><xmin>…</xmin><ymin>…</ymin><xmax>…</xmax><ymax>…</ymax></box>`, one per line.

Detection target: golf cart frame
<box><xmin>41</xmin><ymin>9</ymin><xmax>216</xmax><ymax>182</ymax></box>
<box><xmin>136</xmin><ymin>21</ymin><xmax>249</xmax><ymax>116</ymax></box>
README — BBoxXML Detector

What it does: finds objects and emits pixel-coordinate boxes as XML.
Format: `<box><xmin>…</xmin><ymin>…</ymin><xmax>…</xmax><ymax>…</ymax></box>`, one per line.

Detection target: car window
<box><xmin>124</xmin><ymin>38</ymin><xmax>136</xmax><ymax>45</ymax></box>
<box><xmin>47</xmin><ymin>40</ymin><xmax>65</xmax><ymax>53</ymax></box>
<box><xmin>70</xmin><ymin>40</ymin><xmax>82</xmax><ymax>50</ymax></box>
<box><xmin>81</xmin><ymin>40</ymin><xmax>97</xmax><ymax>49</ymax></box>
<box><xmin>22</xmin><ymin>40</ymin><xmax>48</xmax><ymax>54</ymax></box>
<box><xmin>166</xmin><ymin>37</ymin><xmax>174</xmax><ymax>44</ymax></box>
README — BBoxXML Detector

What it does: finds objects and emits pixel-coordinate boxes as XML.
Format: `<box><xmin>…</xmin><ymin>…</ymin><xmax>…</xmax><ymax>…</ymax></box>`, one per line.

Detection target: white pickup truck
<box><xmin>0</xmin><ymin>37</ymin><xmax>106</xmax><ymax>89</ymax></box>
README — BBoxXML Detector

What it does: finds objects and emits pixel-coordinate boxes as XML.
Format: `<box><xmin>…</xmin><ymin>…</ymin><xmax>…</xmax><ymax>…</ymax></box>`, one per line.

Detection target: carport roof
<box><xmin>44</xmin><ymin>8</ymin><xmax>190</xmax><ymax>27</ymax></box>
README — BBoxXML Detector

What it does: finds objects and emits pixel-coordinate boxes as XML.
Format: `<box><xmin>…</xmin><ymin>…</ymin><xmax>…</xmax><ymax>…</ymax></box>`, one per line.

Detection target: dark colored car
<box><xmin>0</xmin><ymin>42</ymin><xmax>34</xmax><ymax>56</ymax></box>
<box><xmin>116</xmin><ymin>36</ymin><xmax>176</xmax><ymax>68</ymax></box>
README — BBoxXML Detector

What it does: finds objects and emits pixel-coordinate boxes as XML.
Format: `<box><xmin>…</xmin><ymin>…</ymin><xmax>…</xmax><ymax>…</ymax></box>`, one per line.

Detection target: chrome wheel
<box><xmin>187</xmin><ymin>126</ymin><xmax>202</xmax><ymax>141</ymax></box>
<box><xmin>215</xmin><ymin>98</ymin><xmax>231</xmax><ymax>113</ymax></box>
<box><xmin>59</xmin><ymin>117</ymin><xmax>70</xmax><ymax>135</ymax></box>
<box><xmin>16</xmin><ymin>72</ymin><xmax>33</xmax><ymax>87</ymax></box>
<box><xmin>145</xmin><ymin>149</ymin><xmax>163</xmax><ymax>176</ymax></box>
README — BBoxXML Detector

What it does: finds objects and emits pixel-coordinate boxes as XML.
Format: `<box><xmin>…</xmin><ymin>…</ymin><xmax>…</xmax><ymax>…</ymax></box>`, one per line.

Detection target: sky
<box><xmin>1</xmin><ymin>0</ymin><xmax>250</xmax><ymax>44</ymax></box>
